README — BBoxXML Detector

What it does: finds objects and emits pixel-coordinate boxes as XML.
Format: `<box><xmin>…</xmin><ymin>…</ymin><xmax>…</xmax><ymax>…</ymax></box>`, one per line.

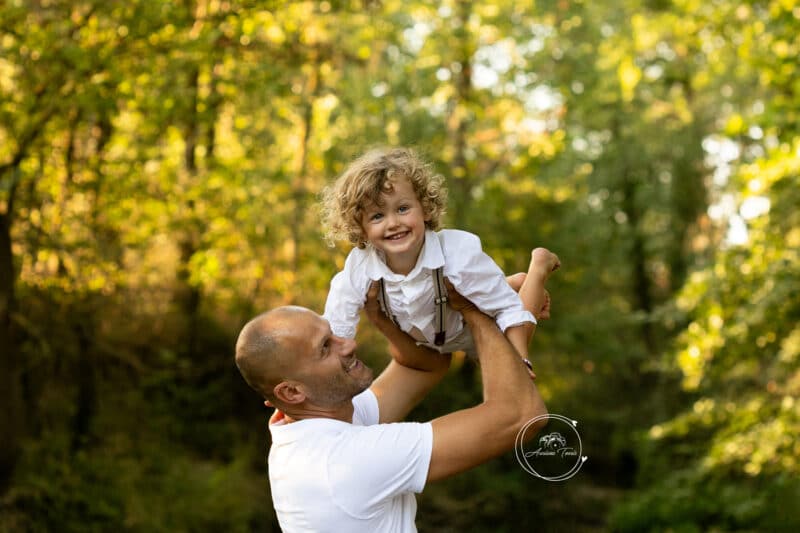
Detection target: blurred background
<box><xmin>1</xmin><ymin>0</ymin><xmax>798</xmax><ymax>531</ymax></box>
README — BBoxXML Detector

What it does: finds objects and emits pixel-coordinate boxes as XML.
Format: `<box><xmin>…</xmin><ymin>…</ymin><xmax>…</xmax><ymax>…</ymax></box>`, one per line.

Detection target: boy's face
<box><xmin>360</xmin><ymin>177</ymin><xmax>429</xmax><ymax>271</ymax></box>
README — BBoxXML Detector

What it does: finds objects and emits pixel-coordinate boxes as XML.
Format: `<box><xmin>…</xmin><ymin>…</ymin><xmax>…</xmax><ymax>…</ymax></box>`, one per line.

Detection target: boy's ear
<box><xmin>273</xmin><ymin>381</ymin><xmax>306</xmax><ymax>405</ymax></box>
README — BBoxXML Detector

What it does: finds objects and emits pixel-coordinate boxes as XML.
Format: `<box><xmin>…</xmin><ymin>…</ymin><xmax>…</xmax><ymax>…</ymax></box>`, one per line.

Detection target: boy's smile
<box><xmin>384</xmin><ymin>229</ymin><xmax>411</xmax><ymax>242</ymax></box>
<box><xmin>360</xmin><ymin>177</ymin><xmax>429</xmax><ymax>275</ymax></box>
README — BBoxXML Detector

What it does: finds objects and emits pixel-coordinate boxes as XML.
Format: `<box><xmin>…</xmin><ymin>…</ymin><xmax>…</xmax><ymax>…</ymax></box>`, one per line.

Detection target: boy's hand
<box><xmin>531</xmin><ymin>248</ymin><xmax>560</xmax><ymax>281</ymax></box>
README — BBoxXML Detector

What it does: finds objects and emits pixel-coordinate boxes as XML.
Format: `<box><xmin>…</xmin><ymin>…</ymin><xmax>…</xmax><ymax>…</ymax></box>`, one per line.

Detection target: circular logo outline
<box><xmin>514</xmin><ymin>413</ymin><xmax>588</xmax><ymax>481</ymax></box>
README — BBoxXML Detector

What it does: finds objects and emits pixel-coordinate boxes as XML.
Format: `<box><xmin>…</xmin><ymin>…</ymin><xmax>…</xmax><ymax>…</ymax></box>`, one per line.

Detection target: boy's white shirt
<box><xmin>324</xmin><ymin>229</ymin><xmax>535</xmax><ymax>345</ymax></box>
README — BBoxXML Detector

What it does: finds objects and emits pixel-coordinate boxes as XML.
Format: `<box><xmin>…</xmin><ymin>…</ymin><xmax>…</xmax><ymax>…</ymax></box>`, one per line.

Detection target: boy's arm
<box><xmin>323</xmin><ymin>260</ymin><xmax>366</xmax><ymax>339</ymax></box>
<box><xmin>365</xmin><ymin>281</ymin><xmax>452</xmax><ymax>424</ymax></box>
<box><xmin>442</xmin><ymin>231</ymin><xmax>535</xmax><ymax>333</ymax></box>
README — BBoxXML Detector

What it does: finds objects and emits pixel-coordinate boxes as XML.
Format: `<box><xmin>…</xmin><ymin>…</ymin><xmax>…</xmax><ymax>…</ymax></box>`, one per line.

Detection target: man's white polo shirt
<box><xmin>268</xmin><ymin>389</ymin><xmax>433</xmax><ymax>532</ymax></box>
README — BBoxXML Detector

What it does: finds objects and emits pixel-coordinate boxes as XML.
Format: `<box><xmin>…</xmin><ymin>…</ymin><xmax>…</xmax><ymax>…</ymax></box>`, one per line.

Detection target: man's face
<box><xmin>286</xmin><ymin>311</ymin><xmax>374</xmax><ymax>406</ymax></box>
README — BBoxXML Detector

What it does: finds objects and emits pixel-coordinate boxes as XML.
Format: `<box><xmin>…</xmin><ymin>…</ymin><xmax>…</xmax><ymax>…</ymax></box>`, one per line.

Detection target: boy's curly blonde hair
<box><xmin>321</xmin><ymin>147</ymin><xmax>448</xmax><ymax>248</ymax></box>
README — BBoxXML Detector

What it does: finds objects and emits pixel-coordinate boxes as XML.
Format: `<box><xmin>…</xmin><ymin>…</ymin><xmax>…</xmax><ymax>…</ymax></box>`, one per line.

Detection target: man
<box><xmin>235</xmin><ymin>254</ymin><xmax>556</xmax><ymax>532</ymax></box>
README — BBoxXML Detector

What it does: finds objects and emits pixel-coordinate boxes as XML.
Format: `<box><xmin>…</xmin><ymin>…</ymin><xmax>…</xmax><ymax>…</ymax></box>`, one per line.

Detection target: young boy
<box><xmin>321</xmin><ymin>147</ymin><xmax>559</xmax><ymax>375</ymax></box>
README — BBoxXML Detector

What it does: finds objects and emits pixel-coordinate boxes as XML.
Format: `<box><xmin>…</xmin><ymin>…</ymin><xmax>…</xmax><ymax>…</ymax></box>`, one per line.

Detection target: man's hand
<box><xmin>364</xmin><ymin>280</ymin><xmax>388</xmax><ymax>327</ymax></box>
<box><xmin>443</xmin><ymin>279</ymin><xmax>478</xmax><ymax>314</ymax></box>
<box><xmin>506</xmin><ymin>275</ymin><xmax>553</xmax><ymax>322</ymax></box>
<box><xmin>363</xmin><ymin>279</ymin><xmax>449</xmax><ymax>374</ymax></box>
<box><xmin>538</xmin><ymin>289</ymin><xmax>551</xmax><ymax>320</ymax></box>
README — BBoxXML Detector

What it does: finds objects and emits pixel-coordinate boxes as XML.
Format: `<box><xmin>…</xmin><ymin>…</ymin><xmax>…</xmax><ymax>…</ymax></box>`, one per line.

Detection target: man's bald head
<box><xmin>234</xmin><ymin>306</ymin><xmax>314</xmax><ymax>400</ymax></box>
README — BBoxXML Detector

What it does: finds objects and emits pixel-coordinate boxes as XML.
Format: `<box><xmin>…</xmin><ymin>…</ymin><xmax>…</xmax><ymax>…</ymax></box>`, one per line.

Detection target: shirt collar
<box><xmin>363</xmin><ymin>230</ymin><xmax>445</xmax><ymax>281</ymax></box>
<box><xmin>269</xmin><ymin>415</ymin><xmax>351</xmax><ymax>444</ymax></box>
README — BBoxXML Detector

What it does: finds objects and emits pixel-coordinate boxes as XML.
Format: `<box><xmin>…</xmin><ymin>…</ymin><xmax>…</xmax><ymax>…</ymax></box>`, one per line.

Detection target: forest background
<box><xmin>1</xmin><ymin>0</ymin><xmax>798</xmax><ymax>531</ymax></box>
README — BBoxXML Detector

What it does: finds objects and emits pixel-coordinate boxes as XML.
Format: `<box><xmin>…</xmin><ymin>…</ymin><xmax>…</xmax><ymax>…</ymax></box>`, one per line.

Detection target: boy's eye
<box><xmin>398</xmin><ymin>205</ymin><xmax>409</xmax><ymax>213</ymax></box>
<box><xmin>321</xmin><ymin>339</ymin><xmax>330</xmax><ymax>356</ymax></box>
<box><xmin>370</xmin><ymin>213</ymin><xmax>383</xmax><ymax>221</ymax></box>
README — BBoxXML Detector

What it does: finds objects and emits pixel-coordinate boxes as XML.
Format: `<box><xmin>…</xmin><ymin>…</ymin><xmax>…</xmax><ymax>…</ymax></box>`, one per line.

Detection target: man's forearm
<box><xmin>368</xmin><ymin>314</ymin><xmax>452</xmax><ymax>424</ymax></box>
<box><xmin>371</xmin><ymin>312</ymin><xmax>450</xmax><ymax>372</ymax></box>
<box><xmin>426</xmin><ymin>304</ymin><xmax>547</xmax><ymax>482</ymax></box>
<box><xmin>461</xmin><ymin>307</ymin><xmax>542</xmax><ymax>410</ymax></box>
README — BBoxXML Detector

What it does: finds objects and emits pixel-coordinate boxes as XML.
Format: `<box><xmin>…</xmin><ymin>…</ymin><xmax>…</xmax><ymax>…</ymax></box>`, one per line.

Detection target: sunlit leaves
<box><xmin>2</xmin><ymin>0</ymin><xmax>799</xmax><ymax>530</ymax></box>
<box><xmin>617</xmin><ymin>56</ymin><xmax>642</xmax><ymax>102</ymax></box>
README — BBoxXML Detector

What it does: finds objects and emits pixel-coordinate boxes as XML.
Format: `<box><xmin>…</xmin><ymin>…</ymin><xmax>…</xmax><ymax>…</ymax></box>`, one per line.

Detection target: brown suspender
<box><xmin>377</xmin><ymin>267</ymin><xmax>448</xmax><ymax>346</ymax></box>
<box><xmin>377</xmin><ymin>278</ymin><xmax>398</xmax><ymax>326</ymax></box>
<box><xmin>432</xmin><ymin>267</ymin><xmax>448</xmax><ymax>346</ymax></box>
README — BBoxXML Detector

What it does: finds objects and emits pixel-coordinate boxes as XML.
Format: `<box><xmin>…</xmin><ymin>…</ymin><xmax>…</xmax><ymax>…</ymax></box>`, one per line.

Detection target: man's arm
<box><xmin>364</xmin><ymin>281</ymin><xmax>452</xmax><ymax>424</ymax></box>
<box><xmin>427</xmin><ymin>282</ymin><xmax>548</xmax><ymax>482</ymax></box>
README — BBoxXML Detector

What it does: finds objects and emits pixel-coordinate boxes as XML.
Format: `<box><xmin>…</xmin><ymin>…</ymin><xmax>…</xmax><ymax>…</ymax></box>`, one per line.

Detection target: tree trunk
<box><xmin>668</xmin><ymin>99</ymin><xmax>707</xmax><ymax>293</ymax></box>
<box><xmin>0</xmin><ymin>210</ymin><xmax>21</xmax><ymax>493</ymax></box>
<box><xmin>614</xmin><ymin>117</ymin><xmax>656</xmax><ymax>356</ymax></box>
<box><xmin>0</xmin><ymin>89</ymin><xmax>58</xmax><ymax>494</ymax></box>
<box><xmin>0</xmin><ymin>151</ymin><xmax>26</xmax><ymax>493</ymax></box>
<box><xmin>70</xmin><ymin>305</ymin><xmax>96</xmax><ymax>453</ymax></box>
<box><xmin>70</xmin><ymin>112</ymin><xmax>114</xmax><ymax>453</ymax></box>
<box><xmin>447</xmin><ymin>0</ymin><xmax>473</xmax><ymax>228</ymax></box>
<box><xmin>176</xmin><ymin>65</ymin><xmax>202</xmax><ymax>359</ymax></box>
<box><xmin>291</xmin><ymin>61</ymin><xmax>319</xmax><ymax>275</ymax></box>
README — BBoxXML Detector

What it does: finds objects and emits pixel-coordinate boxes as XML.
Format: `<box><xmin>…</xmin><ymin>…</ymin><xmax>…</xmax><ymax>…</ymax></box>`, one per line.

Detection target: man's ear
<box><xmin>273</xmin><ymin>381</ymin><xmax>306</xmax><ymax>404</ymax></box>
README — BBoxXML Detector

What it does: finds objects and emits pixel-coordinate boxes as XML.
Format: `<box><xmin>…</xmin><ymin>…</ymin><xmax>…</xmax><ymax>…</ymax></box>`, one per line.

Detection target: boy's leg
<box><xmin>519</xmin><ymin>248</ymin><xmax>560</xmax><ymax>333</ymax></box>
<box><xmin>506</xmin><ymin>272</ymin><xmax>526</xmax><ymax>292</ymax></box>
<box><xmin>504</xmin><ymin>248</ymin><xmax>560</xmax><ymax>376</ymax></box>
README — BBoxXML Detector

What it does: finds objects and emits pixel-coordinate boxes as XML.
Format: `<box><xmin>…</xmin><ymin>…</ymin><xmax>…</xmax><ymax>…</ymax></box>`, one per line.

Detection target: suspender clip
<box><xmin>434</xmin><ymin>331</ymin><xmax>446</xmax><ymax>346</ymax></box>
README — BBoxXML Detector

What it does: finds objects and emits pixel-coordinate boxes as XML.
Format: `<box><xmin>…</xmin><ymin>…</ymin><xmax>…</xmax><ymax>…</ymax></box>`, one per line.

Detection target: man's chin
<box><xmin>309</xmin><ymin>365</ymin><xmax>375</xmax><ymax>406</ymax></box>
<box><xmin>353</xmin><ymin>366</ymin><xmax>375</xmax><ymax>394</ymax></box>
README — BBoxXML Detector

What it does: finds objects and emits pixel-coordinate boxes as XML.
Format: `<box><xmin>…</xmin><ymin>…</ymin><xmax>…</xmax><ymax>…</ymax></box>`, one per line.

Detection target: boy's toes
<box><xmin>532</xmin><ymin>247</ymin><xmax>560</xmax><ymax>271</ymax></box>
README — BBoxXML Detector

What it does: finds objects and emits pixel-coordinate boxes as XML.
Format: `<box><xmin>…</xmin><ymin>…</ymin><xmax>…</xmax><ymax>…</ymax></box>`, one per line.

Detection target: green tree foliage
<box><xmin>0</xmin><ymin>0</ymin><xmax>797</xmax><ymax>531</ymax></box>
<box><xmin>610</xmin><ymin>0</ymin><xmax>800</xmax><ymax>530</ymax></box>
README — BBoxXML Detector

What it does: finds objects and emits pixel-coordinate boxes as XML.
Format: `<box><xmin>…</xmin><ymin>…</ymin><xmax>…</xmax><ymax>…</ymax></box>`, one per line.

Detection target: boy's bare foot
<box><xmin>531</xmin><ymin>247</ymin><xmax>560</xmax><ymax>280</ymax></box>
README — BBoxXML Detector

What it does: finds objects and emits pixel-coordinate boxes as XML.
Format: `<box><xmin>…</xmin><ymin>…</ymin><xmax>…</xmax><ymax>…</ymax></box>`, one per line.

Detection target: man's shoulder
<box><xmin>353</xmin><ymin>388</ymin><xmax>379</xmax><ymax>426</ymax></box>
